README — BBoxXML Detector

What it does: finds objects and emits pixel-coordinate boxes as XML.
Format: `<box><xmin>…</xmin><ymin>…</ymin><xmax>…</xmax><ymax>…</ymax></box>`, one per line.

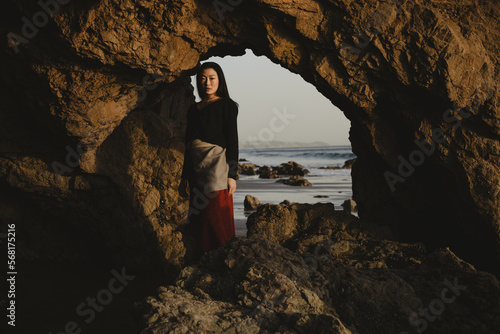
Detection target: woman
<box><xmin>178</xmin><ymin>61</ymin><xmax>239</xmax><ymax>253</ymax></box>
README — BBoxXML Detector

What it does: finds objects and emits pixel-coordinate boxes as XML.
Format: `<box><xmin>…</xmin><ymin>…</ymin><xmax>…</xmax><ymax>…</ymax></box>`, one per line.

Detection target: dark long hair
<box><xmin>196</xmin><ymin>61</ymin><xmax>238</xmax><ymax>107</ymax></box>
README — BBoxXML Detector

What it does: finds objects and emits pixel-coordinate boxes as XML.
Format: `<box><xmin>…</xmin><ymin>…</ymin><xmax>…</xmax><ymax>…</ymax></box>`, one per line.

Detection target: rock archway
<box><xmin>1</xmin><ymin>0</ymin><xmax>499</xmax><ymax>274</ymax></box>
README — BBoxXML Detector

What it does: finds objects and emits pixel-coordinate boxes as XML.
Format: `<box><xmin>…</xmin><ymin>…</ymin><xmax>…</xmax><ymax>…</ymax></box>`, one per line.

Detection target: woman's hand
<box><xmin>227</xmin><ymin>177</ymin><xmax>236</xmax><ymax>195</ymax></box>
<box><xmin>178</xmin><ymin>179</ymin><xmax>189</xmax><ymax>198</ymax></box>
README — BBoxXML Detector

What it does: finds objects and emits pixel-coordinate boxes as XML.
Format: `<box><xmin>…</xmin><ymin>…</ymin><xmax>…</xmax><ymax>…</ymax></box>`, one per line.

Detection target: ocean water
<box><xmin>233</xmin><ymin>145</ymin><xmax>356</xmax><ymax>236</ymax></box>
<box><xmin>239</xmin><ymin>145</ymin><xmax>355</xmax><ymax>170</ymax></box>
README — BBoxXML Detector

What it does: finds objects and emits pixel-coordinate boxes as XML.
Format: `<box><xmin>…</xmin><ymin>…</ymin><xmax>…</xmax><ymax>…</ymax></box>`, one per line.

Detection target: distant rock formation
<box><xmin>342</xmin><ymin>158</ymin><xmax>356</xmax><ymax>169</ymax></box>
<box><xmin>257</xmin><ymin>166</ymin><xmax>280</xmax><ymax>179</ymax></box>
<box><xmin>238</xmin><ymin>162</ymin><xmax>257</xmax><ymax>175</ymax></box>
<box><xmin>274</xmin><ymin>161</ymin><xmax>309</xmax><ymax>176</ymax></box>
<box><xmin>319</xmin><ymin>158</ymin><xmax>357</xmax><ymax>170</ymax></box>
<box><xmin>276</xmin><ymin>175</ymin><xmax>312</xmax><ymax>186</ymax></box>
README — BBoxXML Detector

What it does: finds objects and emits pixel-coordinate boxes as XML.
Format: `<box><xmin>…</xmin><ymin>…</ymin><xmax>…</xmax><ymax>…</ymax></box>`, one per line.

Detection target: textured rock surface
<box><xmin>276</xmin><ymin>175</ymin><xmax>312</xmax><ymax>186</ymax></box>
<box><xmin>1</xmin><ymin>0</ymin><xmax>499</xmax><ymax>273</ymax></box>
<box><xmin>273</xmin><ymin>161</ymin><xmax>309</xmax><ymax>176</ymax></box>
<box><xmin>135</xmin><ymin>236</ymin><xmax>352</xmax><ymax>334</ymax></box>
<box><xmin>258</xmin><ymin>167</ymin><xmax>280</xmax><ymax>179</ymax></box>
<box><xmin>239</xmin><ymin>162</ymin><xmax>257</xmax><ymax>175</ymax></box>
<box><xmin>247</xmin><ymin>202</ymin><xmax>419</xmax><ymax>268</ymax></box>
<box><xmin>135</xmin><ymin>215</ymin><xmax>500</xmax><ymax>334</ymax></box>
<box><xmin>244</xmin><ymin>194</ymin><xmax>261</xmax><ymax>211</ymax></box>
<box><xmin>342</xmin><ymin>158</ymin><xmax>356</xmax><ymax>169</ymax></box>
<box><xmin>342</xmin><ymin>199</ymin><xmax>358</xmax><ymax>214</ymax></box>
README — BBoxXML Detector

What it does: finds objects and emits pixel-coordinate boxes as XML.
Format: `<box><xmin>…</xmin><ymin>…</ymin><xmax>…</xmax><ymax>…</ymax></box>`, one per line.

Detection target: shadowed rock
<box><xmin>276</xmin><ymin>175</ymin><xmax>312</xmax><ymax>186</ymax></box>
<box><xmin>342</xmin><ymin>158</ymin><xmax>356</xmax><ymax>169</ymax></box>
<box><xmin>135</xmin><ymin>209</ymin><xmax>500</xmax><ymax>333</ymax></box>
<box><xmin>319</xmin><ymin>158</ymin><xmax>356</xmax><ymax>170</ymax></box>
<box><xmin>134</xmin><ymin>235</ymin><xmax>351</xmax><ymax>334</ymax></box>
<box><xmin>273</xmin><ymin>161</ymin><xmax>309</xmax><ymax>176</ymax></box>
<box><xmin>244</xmin><ymin>195</ymin><xmax>261</xmax><ymax>210</ymax></box>
<box><xmin>239</xmin><ymin>162</ymin><xmax>257</xmax><ymax>175</ymax></box>
<box><xmin>257</xmin><ymin>166</ymin><xmax>280</xmax><ymax>179</ymax></box>
<box><xmin>341</xmin><ymin>199</ymin><xmax>358</xmax><ymax>214</ymax></box>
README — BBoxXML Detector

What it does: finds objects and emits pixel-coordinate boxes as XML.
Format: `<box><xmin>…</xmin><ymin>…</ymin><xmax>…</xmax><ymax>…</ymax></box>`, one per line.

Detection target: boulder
<box><xmin>341</xmin><ymin>199</ymin><xmax>358</xmax><ymax>214</ymax></box>
<box><xmin>319</xmin><ymin>158</ymin><xmax>356</xmax><ymax>170</ymax></box>
<box><xmin>136</xmin><ymin>213</ymin><xmax>500</xmax><ymax>334</ymax></box>
<box><xmin>134</xmin><ymin>236</ymin><xmax>351</xmax><ymax>333</ymax></box>
<box><xmin>342</xmin><ymin>158</ymin><xmax>356</xmax><ymax>169</ymax></box>
<box><xmin>239</xmin><ymin>162</ymin><xmax>257</xmax><ymax>175</ymax></box>
<box><xmin>280</xmin><ymin>199</ymin><xmax>293</xmax><ymax>206</ymax></box>
<box><xmin>256</xmin><ymin>166</ymin><xmax>271</xmax><ymax>174</ymax></box>
<box><xmin>319</xmin><ymin>166</ymin><xmax>341</xmax><ymax>170</ymax></box>
<box><xmin>244</xmin><ymin>195</ymin><xmax>261</xmax><ymax>210</ymax></box>
<box><xmin>273</xmin><ymin>161</ymin><xmax>309</xmax><ymax>176</ymax></box>
<box><xmin>276</xmin><ymin>175</ymin><xmax>312</xmax><ymax>186</ymax></box>
<box><xmin>258</xmin><ymin>166</ymin><xmax>280</xmax><ymax>179</ymax></box>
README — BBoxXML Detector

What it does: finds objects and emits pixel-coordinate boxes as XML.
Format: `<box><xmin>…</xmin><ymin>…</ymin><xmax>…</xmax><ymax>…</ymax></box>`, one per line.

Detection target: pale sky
<box><xmin>190</xmin><ymin>49</ymin><xmax>351</xmax><ymax>146</ymax></box>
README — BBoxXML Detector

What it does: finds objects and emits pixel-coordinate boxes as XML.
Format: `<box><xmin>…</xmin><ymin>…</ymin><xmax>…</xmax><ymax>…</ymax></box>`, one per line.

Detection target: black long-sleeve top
<box><xmin>181</xmin><ymin>98</ymin><xmax>239</xmax><ymax>180</ymax></box>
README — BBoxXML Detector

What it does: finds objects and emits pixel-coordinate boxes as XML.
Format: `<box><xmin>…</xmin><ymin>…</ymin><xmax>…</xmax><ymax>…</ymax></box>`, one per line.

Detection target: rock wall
<box><xmin>1</xmin><ymin>0</ymin><xmax>499</xmax><ymax>273</ymax></box>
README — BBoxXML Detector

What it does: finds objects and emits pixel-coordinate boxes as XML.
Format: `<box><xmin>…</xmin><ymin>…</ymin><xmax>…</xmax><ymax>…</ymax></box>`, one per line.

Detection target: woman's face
<box><xmin>199</xmin><ymin>68</ymin><xmax>219</xmax><ymax>97</ymax></box>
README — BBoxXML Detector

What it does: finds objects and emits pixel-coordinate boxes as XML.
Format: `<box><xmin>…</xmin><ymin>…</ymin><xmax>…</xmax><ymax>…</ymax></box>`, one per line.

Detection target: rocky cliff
<box><xmin>1</xmin><ymin>0</ymin><xmax>499</xmax><ymax>275</ymax></box>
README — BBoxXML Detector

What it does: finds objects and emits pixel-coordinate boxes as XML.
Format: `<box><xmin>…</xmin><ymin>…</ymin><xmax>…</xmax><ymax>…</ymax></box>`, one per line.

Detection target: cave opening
<box><xmin>173</xmin><ymin>41</ymin><xmax>499</xmax><ymax>276</ymax></box>
<box><xmin>187</xmin><ymin>48</ymin><xmax>355</xmax><ymax>237</ymax></box>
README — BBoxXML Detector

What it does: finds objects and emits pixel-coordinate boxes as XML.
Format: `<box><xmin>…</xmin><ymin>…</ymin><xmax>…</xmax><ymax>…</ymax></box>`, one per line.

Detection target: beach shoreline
<box><xmin>233</xmin><ymin>168</ymin><xmax>353</xmax><ymax>237</ymax></box>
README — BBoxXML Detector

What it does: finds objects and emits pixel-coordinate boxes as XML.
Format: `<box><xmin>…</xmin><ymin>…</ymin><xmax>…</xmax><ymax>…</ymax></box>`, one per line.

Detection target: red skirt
<box><xmin>186</xmin><ymin>187</ymin><xmax>235</xmax><ymax>252</ymax></box>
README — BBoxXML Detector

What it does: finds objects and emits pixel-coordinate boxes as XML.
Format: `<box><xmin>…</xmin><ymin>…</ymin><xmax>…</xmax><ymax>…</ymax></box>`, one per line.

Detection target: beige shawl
<box><xmin>188</xmin><ymin>138</ymin><xmax>229</xmax><ymax>193</ymax></box>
